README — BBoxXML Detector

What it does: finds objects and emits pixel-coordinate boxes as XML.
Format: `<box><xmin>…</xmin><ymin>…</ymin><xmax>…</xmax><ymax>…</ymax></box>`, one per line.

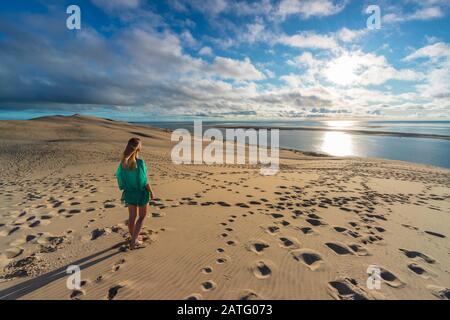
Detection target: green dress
<box><xmin>116</xmin><ymin>158</ymin><xmax>150</xmax><ymax>206</ymax></box>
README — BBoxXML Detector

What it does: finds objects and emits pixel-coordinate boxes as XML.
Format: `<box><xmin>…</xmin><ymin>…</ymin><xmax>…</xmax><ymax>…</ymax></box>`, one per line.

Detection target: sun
<box><xmin>325</xmin><ymin>55</ymin><xmax>360</xmax><ymax>86</ymax></box>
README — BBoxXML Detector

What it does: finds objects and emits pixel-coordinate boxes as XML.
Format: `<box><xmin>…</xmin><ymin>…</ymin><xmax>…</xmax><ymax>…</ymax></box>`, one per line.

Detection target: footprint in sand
<box><xmin>328</xmin><ymin>278</ymin><xmax>369</xmax><ymax>300</ymax></box>
<box><xmin>278</xmin><ymin>236</ymin><xmax>301</xmax><ymax>249</ymax></box>
<box><xmin>201</xmin><ymin>281</ymin><xmax>217</xmax><ymax>291</ymax></box>
<box><xmin>325</xmin><ymin>242</ymin><xmax>354</xmax><ymax>256</ymax></box>
<box><xmin>306</xmin><ymin>218</ymin><xmax>327</xmax><ymax>227</ymax></box>
<box><xmin>108</xmin><ymin>285</ymin><xmax>124</xmax><ymax>300</ymax></box>
<box><xmin>185</xmin><ymin>293</ymin><xmax>202</xmax><ymax>300</ymax></box>
<box><xmin>297</xmin><ymin>226</ymin><xmax>316</xmax><ymax>235</ymax></box>
<box><xmin>251</xmin><ymin>260</ymin><xmax>273</xmax><ymax>279</ymax></box>
<box><xmin>291</xmin><ymin>249</ymin><xmax>324</xmax><ymax>271</ymax></box>
<box><xmin>407</xmin><ymin>263</ymin><xmax>433</xmax><ymax>279</ymax></box>
<box><xmin>348</xmin><ymin>243</ymin><xmax>370</xmax><ymax>256</ymax></box>
<box><xmin>424</xmin><ymin>230</ymin><xmax>446</xmax><ymax>239</ymax></box>
<box><xmin>399</xmin><ymin>249</ymin><xmax>436</xmax><ymax>264</ymax></box>
<box><xmin>427</xmin><ymin>285</ymin><xmax>450</xmax><ymax>300</ymax></box>
<box><xmin>261</xmin><ymin>225</ymin><xmax>280</xmax><ymax>235</ymax></box>
<box><xmin>202</xmin><ymin>267</ymin><xmax>213</xmax><ymax>274</ymax></box>
<box><xmin>378</xmin><ymin>267</ymin><xmax>405</xmax><ymax>288</ymax></box>
<box><xmin>40</xmin><ymin>214</ymin><xmax>54</xmax><ymax>220</ymax></box>
<box><xmin>275</xmin><ymin>220</ymin><xmax>290</xmax><ymax>227</ymax></box>
<box><xmin>70</xmin><ymin>289</ymin><xmax>86</xmax><ymax>300</ymax></box>
<box><xmin>333</xmin><ymin>226</ymin><xmax>348</xmax><ymax>233</ymax></box>
<box><xmin>112</xmin><ymin>258</ymin><xmax>126</xmax><ymax>272</ymax></box>
<box><xmin>29</xmin><ymin>220</ymin><xmax>41</xmax><ymax>228</ymax></box>
<box><xmin>270</xmin><ymin>213</ymin><xmax>284</xmax><ymax>219</ymax></box>
<box><xmin>238</xmin><ymin>290</ymin><xmax>263</xmax><ymax>300</ymax></box>
<box><xmin>216</xmin><ymin>257</ymin><xmax>228</xmax><ymax>264</ymax></box>
<box><xmin>246</xmin><ymin>240</ymin><xmax>270</xmax><ymax>254</ymax></box>
<box><xmin>91</xmin><ymin>227</ymin><xmax>111</xmax><ymax>240</ymax></box>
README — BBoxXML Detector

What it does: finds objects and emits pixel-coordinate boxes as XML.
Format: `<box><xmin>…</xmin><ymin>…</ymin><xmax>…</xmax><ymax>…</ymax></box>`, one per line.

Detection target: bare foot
<box><xmin>130</xmin><ymin>239</ymin><xmax>145</xmax><ymax>250</ymax></box>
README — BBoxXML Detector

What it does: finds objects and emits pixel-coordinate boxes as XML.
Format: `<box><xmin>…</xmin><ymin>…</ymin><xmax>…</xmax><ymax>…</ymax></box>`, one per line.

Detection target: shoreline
<box><xmin>211</xmin><ymin>124</ymin><xmax>450</xmax><ymax>141</ymax></box>
<box><xmin>2</xmin><ymin>115</ymin><xmax>449</xmax><ymax>170</ymax></box>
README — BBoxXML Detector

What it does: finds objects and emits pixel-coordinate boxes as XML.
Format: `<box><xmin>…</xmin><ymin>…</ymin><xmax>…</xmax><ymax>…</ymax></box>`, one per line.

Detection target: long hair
<box><xmin>121</xmin><ymin>137</ymin><xmax>141</xmax><ymax>170</ymax></box>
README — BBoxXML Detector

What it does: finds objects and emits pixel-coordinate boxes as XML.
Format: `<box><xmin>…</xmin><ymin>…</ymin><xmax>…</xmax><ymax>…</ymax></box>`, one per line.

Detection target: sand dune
<box><xmin>0</xmin><ymin>115</ymin><xmax>449</xmax><ymax>300</ymax></box>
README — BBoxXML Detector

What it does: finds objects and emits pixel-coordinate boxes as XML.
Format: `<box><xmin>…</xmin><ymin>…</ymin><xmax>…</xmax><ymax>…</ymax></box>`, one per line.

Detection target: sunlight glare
<box><xmin>325</xmin><ymin>55</ymin><xmax>359</xmax><ymax>86</ymax></box>
<box><xmin>321</xmin><ymin>132</ymin><xmax>354</xmax><ymax>157</ymax></box>
<box><xmin>324</xmin><ymin>120</ymin><xmax>356</xmax><ymax>129</ymax></box>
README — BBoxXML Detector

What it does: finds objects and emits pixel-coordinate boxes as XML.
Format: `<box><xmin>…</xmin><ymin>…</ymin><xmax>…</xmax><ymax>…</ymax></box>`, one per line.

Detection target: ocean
<box><xmin>136</xmin><ymin>120</ymin><xmax>450</xmax><ymax>169</ymax></box>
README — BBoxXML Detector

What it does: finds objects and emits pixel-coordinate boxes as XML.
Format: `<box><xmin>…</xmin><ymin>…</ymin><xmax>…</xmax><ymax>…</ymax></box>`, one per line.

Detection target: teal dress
<box><xmin>116</xmin><ymin>158</ymin><xmax>150</xmax><ymax>206</ymax></box>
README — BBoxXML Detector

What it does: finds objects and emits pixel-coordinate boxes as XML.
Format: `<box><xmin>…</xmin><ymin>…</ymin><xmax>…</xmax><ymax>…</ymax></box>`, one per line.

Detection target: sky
<box><xmin>0</xmin><ymin>0</ymin><xmax>449</xmax><ymax>121</ymax></box>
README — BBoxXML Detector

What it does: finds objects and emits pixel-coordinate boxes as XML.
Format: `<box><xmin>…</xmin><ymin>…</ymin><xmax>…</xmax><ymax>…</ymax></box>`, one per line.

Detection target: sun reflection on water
<box><xmin>324</xmin><ymin>120</ymin><xmax>356</xmax><ymax>129</ymax></box>
<box><xmin>320</xmin><ymin>131</ymin><xmax>354</xmax><ymax>156</ymax></box>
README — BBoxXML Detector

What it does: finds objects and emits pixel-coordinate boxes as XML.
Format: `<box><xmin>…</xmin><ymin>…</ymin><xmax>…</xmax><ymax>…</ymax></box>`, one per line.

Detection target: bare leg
<box><xmin>131</xmin><ymin>204</ymin><xmax>147</xmax><ymax>249</ymax></box>
<box><xmin>128</xmin><ymin>205</ymin><xmax>137</xmax><ymax>244</ymax></box>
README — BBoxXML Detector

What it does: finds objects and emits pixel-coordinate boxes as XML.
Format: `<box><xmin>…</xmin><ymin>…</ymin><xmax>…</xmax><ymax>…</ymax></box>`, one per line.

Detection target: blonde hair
<box><xmin>121</xmin><ymin>137</ymin><xmax>141</xmax><ymax>170</ymax></box>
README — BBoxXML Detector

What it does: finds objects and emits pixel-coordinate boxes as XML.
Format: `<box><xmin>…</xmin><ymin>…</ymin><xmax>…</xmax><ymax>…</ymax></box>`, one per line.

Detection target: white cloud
<box><xmin>336</xmin><ymin>28</ymin><xmax>367</xmax><ymax>43</ymax></box>
<box><xmin>383</xmin><ymin>3</ymin><xmax>446</xmax><ymax>23</ymax></box>
<box><xmin>91</xmin><ymin>0</ymin><xmax>140</xmax><ymax>10</ymax></box>
<box><xmin>277</xmin><ymin>0</ymin><xmax>346</xmax><ymax>19</ymax></box>
<box><xmin>285</xmin><ymin>50</ymin><xmax>421</xmax><ymax>87</ymax></box>
<box><xmin>208</xmin><ymin>57</ymin><xmax>266</xmax><ymax>81</ymax></box>
<box><xmin>199</xmin><ymin>46</ymin><xmax>213</xmax><ymax>56</ymax></box>
<box><xmin>279</xmin><ymin>32</ymin><xmax>338</xmax><ymax>50</ymax></box>
<box><xmin>405</xmin><ymin>42</ymin><xmax>450</xmax><ymax>100</ymax></box>
<box><xmin>180</xmin><ymin>30</ymin><xmax>197</xmax><ymax>47</ymax></box>
<box><xmin>405</xmin><ymin>42</ymin><xmax>450</xmax><ymax>61</ymax></box>
<box><xmin>324</xmin><ymin>51</ymin><xmax>421</xmax><ymax>86</ymax></box>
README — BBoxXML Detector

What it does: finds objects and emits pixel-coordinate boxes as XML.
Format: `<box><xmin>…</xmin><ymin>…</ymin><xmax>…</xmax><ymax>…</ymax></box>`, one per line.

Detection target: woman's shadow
<box><xmin>0</xmin><ymin>241</ymin><xmax>126</xmax><ymax>300</ymax></box>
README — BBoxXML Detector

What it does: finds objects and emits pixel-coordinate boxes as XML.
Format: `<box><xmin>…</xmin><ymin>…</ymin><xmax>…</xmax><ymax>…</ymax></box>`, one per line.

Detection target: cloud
<box><xmin>0</xmin><ymin>1</ymin><xmax>448</xmax><ymax>119</ymax></box>
<box><xmin>277</xmin><ymin>0</ymin><xmax>347</xmax><ymax>19</ymax></box>
<box><xmin>324</xmin><ymin>51</ymin><xmax>421</xmax><ymax>86</ymax></box>
<box><xmin>180</xmin><ymin>30</ymin><xmax>197</xmax><ymax>47</ymax></box>
<box><xmin>91</xmin><ymin>0</ymin><xmax>140</xmax><ymax>11</ymax></box>
<box><xmin>336</xmin><ymin>28</ymin><xmax>367</xmax><ymax>43</ymax></box>
<box><xmin>284</xmin><ymin>50</ymin><xmax>422</xmax><ymax>88</ymax></box>
<box><xmin>405</xmin><ymin>42</ymin><xmax>450</xmax><ymax>101</ymax></box>
<box><xmin>169</xmin><ymin>0</ymin><xmax>228</xmax><ymax>16</ymax></box>
<box><xmin>279</xmin><ymin>31</ymin><xmax>338</xmax><ymax>50</ymax></box>
<box><xmin>208</xmin><ymin>57</ymin><xmax>266</xmax><ymax>81</ymax></box>
<box><xmin>383</xmin><ymin>1</ymin><xmax>448</xmax><ymax>23</ymax></box>
<box><xmin>199</xmin><ymin>46</ymin><xmax>213</xmax><ymax>56</ymax></box>
<box><xmin>404</xmin><ymin>42</ymin><xmax>450</xmax><ymax>61</ymax></box>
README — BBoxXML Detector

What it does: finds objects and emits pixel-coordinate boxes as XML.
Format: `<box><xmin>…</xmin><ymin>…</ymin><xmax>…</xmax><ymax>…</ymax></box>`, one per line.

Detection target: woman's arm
<box><xmin>146</xmin><ymin>183</ymin><xmax>155</xmax><ymax>199</ymax></box>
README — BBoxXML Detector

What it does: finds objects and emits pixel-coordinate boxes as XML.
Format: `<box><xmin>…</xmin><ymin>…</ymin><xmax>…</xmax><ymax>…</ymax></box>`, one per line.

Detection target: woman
<box><xmin>116</xmin><ymin>137</ymin><xmax>155</xmax><ymax>249</ymax></box>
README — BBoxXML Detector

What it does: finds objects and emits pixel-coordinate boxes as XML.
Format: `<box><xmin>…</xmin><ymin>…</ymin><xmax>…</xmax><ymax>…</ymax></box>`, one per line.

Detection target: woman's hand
<box><xmin>146</xmin><ymin>184</ymin><xmax>155</xmax><ymax>199</ymax></box>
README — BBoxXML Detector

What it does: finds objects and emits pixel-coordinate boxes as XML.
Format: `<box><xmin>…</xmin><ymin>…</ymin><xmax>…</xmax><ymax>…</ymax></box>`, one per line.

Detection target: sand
<box><xmin>0</xmin><ymin>115</ymin><xmax>449</xmax><ymax>300</ymax></box>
